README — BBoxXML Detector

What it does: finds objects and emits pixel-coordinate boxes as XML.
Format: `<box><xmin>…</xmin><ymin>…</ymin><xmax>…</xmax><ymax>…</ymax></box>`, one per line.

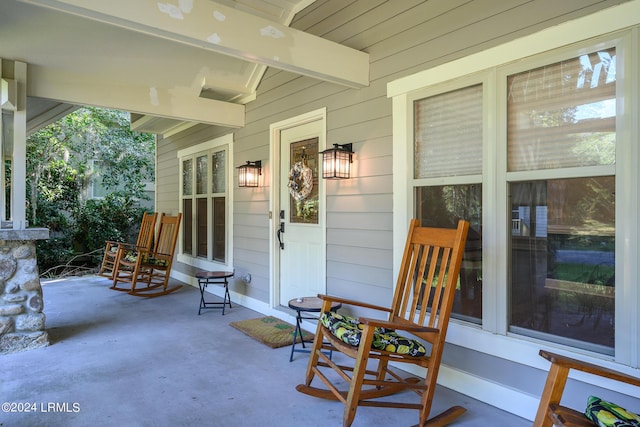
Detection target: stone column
<box><xmin>0</xmin><ymin>228</ymin><xmax>49</xmax><ymax>354</ymax></box>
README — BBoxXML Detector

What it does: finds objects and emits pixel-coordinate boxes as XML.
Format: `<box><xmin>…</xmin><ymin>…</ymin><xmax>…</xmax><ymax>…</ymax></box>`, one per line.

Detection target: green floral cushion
<box><xmin>585</xmin><ymin>396</ymin><xmax>640</xmax><ymax>427</ymax></box>
<box><xmin>145</xmin><ymin>257</ymin><xmax>168</xmax><ymax>267</ymax></box>
<box><xmin>121</xmin><ymin>251</ymin><xmax>168</xmax><ymax>267</ymax></box>
<box><xmin>320</xmin><ymin>311</ymin><xmax>427</xmax><ymax>357</ymax></box>
<box><xmin>123</xmin><ymin>251</ymin><xmax>139</xmax><ymax>263</ymax></box>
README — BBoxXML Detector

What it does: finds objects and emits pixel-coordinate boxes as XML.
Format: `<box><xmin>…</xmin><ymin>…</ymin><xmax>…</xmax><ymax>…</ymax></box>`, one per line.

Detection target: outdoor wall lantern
<box><xmin>237</xmin><ymin>160</ymin><xmax>262</xmax><ymax>187</ymax></box>
<box><xmin>320</xmin><ymin>143</ymin><xmax>353</xmax><ymax>179</ymax></box>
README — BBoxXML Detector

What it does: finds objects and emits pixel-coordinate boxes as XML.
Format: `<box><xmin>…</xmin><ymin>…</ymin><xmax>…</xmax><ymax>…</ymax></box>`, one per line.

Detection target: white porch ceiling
<box><xmin>0</xmin><ymin>0</ymin><xmax>369</xmax><ymax>135</ymax></box>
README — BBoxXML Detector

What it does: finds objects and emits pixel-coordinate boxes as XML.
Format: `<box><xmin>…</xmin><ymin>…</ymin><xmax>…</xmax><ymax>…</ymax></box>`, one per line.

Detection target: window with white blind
<box><xmin>413</xmin><ymin>84</ymin><xmax>484</xmax><ymax>323</ymax></box>
<box><xmin>391</xmin><ymin>17</ymin><xmax>638</xmax><ymax>363</ymax></box>
<box><xmin>414</xmin><ymin>84</ymin><xmax>483</xmax><ymax>178</ymax></box>
<box><xmin>506</xmin><ymin>48</ymin><xmax>616</xmax><ymax>172</ymax></box>
<box><xmin>506</xmin><ymin>48</ymin><xmax>616</xmax><ymax>354</ymax></box>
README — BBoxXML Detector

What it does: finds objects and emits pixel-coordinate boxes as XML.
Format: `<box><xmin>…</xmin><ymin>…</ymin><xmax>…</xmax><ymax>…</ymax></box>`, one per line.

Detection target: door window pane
<box><xmin>509</xmin><ymin>177</ymin><xmax>615</xmax><ymax>353</ymax></box>
<box><xmin>507</xmin><ymin>48</ymin><xmax>616</xmax><ymax>171</ymax></box>
<box><xmin>289</xmin><ymin>138</ymin><xmax>318</xmax><ymax>224</ymax></box>
<box><xmin>416</xmin><ymin>185</ymin><xmax>483</xmax><ymax>323</ymax></box>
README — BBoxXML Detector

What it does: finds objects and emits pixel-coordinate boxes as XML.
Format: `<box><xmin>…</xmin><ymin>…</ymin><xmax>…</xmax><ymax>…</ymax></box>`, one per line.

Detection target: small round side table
<box><xmin>288</xmin><ymin>296</ymin><xmax>341</xmax><ymax>362</ymax></box>
<box><xmin>196</xmin><ymin>271</ymin><xmax>233</xmax><ymax>315</ymax></box>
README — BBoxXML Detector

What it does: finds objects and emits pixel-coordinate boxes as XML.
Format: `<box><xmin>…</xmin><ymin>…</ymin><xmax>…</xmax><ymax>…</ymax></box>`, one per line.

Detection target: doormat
<box><xmin>229</xmin><ymin>316</ymin><xmax>314</xmax><ymax>349</ymax></box>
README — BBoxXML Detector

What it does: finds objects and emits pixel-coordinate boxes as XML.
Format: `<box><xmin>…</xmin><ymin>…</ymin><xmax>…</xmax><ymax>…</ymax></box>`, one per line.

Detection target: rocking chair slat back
<box><xmin>98</xmin><ymin>211</ymin><xmax>158</xmax><ymax>279</ymax></box>
<box><xmin>136</xmin><ymin>212</ymin><xmax>157</xmax><ymax>248</ymax></box>
<box><xmin>394</xmin><ymin>222</ymin><xmax>467</xmax><ymax>333</ymax></box>
<box><xmin>110</xmin><ymin>213</ymin><xmax>182</xmax><ymax>297</ymax></box>
<box><xmin>154</xmin><ymin>214</ymin><xmax>181</xmax><ymax>258</ymax></box>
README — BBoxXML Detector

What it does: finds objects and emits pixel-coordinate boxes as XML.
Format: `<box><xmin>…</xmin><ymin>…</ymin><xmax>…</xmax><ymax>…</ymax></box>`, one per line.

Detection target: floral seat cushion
<box><xmin>121</xmin><ymin>251</ymin><xmax>168</xmax><ymax>267</ymax></box>
<box><xmin>123</xmin><ymin>251</ymin><xmax>139</xmax><ymax>263</ymax></box>
<box><xmin>585</xmin><ymin>396</ymin><xmax>640</xmax><ymax>427</ymax></box>
<box><xmin>320</xmin><ymin>311</ymin><xmax>427</xmax><ymax>357</ymax></box>
<box><xmin>145</xmin><ymin>257</ymin><xmax>168</xmax><ymax>267</ymax></box>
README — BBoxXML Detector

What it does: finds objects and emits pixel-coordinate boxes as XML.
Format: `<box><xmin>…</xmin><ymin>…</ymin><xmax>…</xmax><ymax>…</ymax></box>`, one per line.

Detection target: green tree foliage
<box><xmin>73</xmin><ymin>195</ymin><xmax>146</xmax><ymax>258</ymax></box>
<box><xmin>26</xmin><ymin>107</ymin><xmax>155</xmax><ymax>275</ymax></box>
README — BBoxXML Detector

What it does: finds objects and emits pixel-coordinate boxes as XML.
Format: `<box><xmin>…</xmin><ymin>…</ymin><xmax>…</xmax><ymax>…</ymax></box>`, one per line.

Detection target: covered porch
<box><xmin>0</xmin><ymin>276</ymin><xmax>529</xmax><ymax>426</ymax></box>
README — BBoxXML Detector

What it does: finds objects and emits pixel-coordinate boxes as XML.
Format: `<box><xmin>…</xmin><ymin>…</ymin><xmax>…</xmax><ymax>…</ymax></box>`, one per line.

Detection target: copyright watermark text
<box><xmin>2</xmin><ymin>402</ymin><xmax>80</xmax><ymax>413</ymax></box>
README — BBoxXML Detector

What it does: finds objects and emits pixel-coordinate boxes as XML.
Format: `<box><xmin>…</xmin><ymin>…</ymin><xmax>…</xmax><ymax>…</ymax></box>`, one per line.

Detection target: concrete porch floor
<box><xmin>1</xmin><ymin>276</ymin><xmax>531</xmax><ymax>427</ymax></box>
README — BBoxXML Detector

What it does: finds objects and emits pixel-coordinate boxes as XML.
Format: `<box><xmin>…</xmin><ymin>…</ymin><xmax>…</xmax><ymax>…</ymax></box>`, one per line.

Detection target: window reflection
<box><xmin>182</xmin><ymin>159</ymin><xmax>193</xmax><ymax>196</ymax></box>
<box><xmin>196</xmin><ymin>155</ymin><xmax>208</xmax><ymax>195</ymax></box>
<box><xmin>509</xmin><ymin>177</ymin><xmax>615</xmax><ymax>352</ymax></box>
<box><xmin>416</xmin><ymin>184</ymin><xmax>482</xmax><ymax>323</ymax></box>
<box><xmin>507</xmin><ymin>48</ymin><xmax>616</xmax><ymax>172</ymax></box>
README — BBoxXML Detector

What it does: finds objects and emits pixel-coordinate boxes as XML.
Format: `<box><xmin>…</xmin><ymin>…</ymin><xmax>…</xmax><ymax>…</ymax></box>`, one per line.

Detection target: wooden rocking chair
<box><xmin>534</xmin><ymin>349</ymin><xmax>640</xmax><ymax>427</ymax></box>
<box><xmin>111</xmin><ymin>213</ymin><xmax>182</xmax><ymax>297</ymax></box>
<box><xmin>98</xmin><ymin>211</ymin><xmax>158</xmax><ymax>280</ymax></box>
<box><xmin>296</xmin><ymin>219</ymin><xmax>470</xmax><ymax>427</ymax></box>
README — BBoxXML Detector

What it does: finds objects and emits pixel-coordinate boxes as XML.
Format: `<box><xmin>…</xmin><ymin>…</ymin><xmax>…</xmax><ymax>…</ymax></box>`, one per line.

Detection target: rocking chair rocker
<box><xmin>98</xmin><ymin>212</ymin><xmax>158</xmax><ymax>280</ymax></box>
<box><xmin>111</xmin><ymin>213</ymin><xmax>182</xmax><ymax>297</ymax></box>
<box><xmin>296</xmin><ymin>218</ymin><xmax>469</xmax><ymax>427</ymax></box>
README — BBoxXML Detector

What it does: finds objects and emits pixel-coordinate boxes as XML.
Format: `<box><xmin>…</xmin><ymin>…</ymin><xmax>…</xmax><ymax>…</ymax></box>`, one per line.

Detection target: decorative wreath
<box><xmin>287</xmin><ymin>161</ymin><xmax>313</xmax><ymax>201</ymax></box>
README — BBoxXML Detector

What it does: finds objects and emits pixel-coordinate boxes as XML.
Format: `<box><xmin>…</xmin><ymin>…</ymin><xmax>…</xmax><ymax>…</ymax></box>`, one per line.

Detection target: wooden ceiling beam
<box><xmin>20</xmin><ymin>0</ymin><xmax>370</xmax><ymax>88</ymax></box>
<box><xmin>28</xmin><ymin>67</ymin><xmax>245</xmax><ymax>128</ymax></box>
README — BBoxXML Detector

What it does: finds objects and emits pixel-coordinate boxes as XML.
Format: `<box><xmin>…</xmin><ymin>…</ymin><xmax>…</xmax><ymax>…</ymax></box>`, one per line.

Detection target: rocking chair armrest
<box><xmin>114</xmin><ymin>244</ymin><xmax>150</xmax><ymax>255</ymax></box>
<box><xmin>106</xmin><ymin>241</ymin><xmax>135</xmax><ymax>249</ymax></box>
<box><xmin>317</xmin><ymin>294</ymin><xmax>393</xmax><ymax>314</ymax></box>
<box><xmin>539</xmin><ymin>350</ymin><xmax>640</xmax><ymax>386</ymax></box>
<box><xmin>149</xmin><ymin>251</ymin><xmax>171</xmax><ymax>258</ymax></box>
<box><xmin>360</xmin><ymin>317</ymin><xmax>439</xmax><ymax>334</ymax></box>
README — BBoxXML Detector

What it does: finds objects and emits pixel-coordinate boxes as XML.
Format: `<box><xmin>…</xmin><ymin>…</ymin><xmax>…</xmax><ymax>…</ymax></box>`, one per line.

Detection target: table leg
<box><xmin>222</xmin><ymin>279</ymin><xmax>232</xmax><ymax>315</ymax></box>
<box><xmin>198</xmin><ymin>281</ymin><xmax>206</xmax><ymax>315</ymax></box>
<box><xmin>289</xmin><ymin>310</ymin><xmax>304</xmax><ymax>362</ymax></box>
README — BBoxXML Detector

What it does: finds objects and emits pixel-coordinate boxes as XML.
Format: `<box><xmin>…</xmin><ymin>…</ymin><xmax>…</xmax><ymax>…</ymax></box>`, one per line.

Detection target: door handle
<box><xmin>277</xmin><ymin>222</ymin><xmax>285</xmax><ymax>250</ymax></box>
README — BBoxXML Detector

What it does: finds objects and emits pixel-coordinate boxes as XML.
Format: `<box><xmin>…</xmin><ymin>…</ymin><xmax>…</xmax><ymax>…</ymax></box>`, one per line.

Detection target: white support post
<box><xmin>12</xmin><ymin>61</ymin><xmax>27</xmax><ymax>229</ymax></box>
<box><xmin>0</xmin><ymin>59</ymin><xmax>28</xmax><ymax>229</ymax></box>
<box><xmin>0</xmin><ymin>60</ymin><xmax>6</xmax><ymax>226</ymax></box>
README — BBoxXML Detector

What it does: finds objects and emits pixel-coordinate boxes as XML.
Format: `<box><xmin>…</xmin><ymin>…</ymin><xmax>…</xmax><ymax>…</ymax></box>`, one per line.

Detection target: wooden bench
<box><xmin>534</xmin><ymin>349</ymin><xmax>640</xmax><ymax>427</ymax></box>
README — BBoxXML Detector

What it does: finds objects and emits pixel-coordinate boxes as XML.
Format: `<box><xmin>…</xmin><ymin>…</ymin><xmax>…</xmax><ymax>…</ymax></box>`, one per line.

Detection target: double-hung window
<box><xmin>413</xmin><ymin>83</ymin><xmax>484</xmax><ymax>324</ymax></box>
<box><xmin>505</xmin><ymin>48</ymin><xmax>616</xmax><ymax>354</ymax></box>
<box><xmin>178</xmin><ymin>134</ymin><xmax>232</xmax><ymax>268</ymax></box>
<box><xmin>390</xmin><ymin>11</ymin><xmax>638</xmax><ymax>365</ymax></box>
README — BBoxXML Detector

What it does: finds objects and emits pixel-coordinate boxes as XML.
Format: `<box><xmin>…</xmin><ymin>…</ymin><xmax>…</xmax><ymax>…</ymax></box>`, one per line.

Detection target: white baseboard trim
<box><xmin>172</xmin><ymin>270</ymin><xmax>300</xmax><ymax>324</ymax></box>
<box><xmin>389</xmin><ymin>361</ymin><xmax>537</xmax><ymax>421</ymax></box>
<box><xmin>438</xmin><ymin>365</ymin><xmax>537</xmax><ymax>421</ymax></box>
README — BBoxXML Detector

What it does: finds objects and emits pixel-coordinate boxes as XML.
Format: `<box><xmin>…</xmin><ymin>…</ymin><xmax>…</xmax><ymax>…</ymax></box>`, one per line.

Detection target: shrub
<box><xmin>72</xmin><ymin>194</ymin><xmax>146</xmax><ymax>264</ymax></box>
<box><xmin>32</xmin><ymin>193</ymin><xmax>147</xmax><ymax>275</ymax></box>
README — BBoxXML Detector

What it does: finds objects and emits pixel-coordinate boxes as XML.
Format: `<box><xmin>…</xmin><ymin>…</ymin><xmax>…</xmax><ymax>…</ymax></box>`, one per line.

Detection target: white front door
<box><xmin>278</xmin><ymin>119</ymin><xmax>326</xmax><ymax>306</ymax></box>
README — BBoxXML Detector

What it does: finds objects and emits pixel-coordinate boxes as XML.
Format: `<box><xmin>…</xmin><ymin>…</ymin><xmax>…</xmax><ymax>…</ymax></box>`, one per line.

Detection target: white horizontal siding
<box><xmin>327</xmin><ymin>244</ymin><xmax>392</xmax><ymax>270</ymax></box>
<box><xmin>326</xmin><ymin>212</ymin><xmax>392</xmax><ymax>230</ymax></box>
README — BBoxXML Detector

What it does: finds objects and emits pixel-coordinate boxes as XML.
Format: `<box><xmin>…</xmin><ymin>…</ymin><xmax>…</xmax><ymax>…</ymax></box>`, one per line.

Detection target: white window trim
<box><xmin>389</xmin><ymin>0</ymin><xmax>640</xmax><ymax>379</ymax></box>
<box><xmin>177</xmin><ymin>133</ymin><xmax>234</xmax><ymax>271</ymax></box>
